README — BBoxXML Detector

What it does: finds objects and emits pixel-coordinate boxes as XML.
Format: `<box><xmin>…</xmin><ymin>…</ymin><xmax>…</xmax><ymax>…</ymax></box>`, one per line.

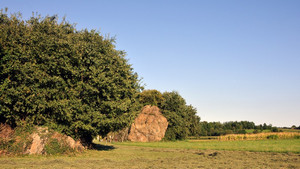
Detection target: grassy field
<box><xmin>0</xmin><ymin>139</ymin><xmax>299</xmax><ymax>168</ymax></box>
<box><xmin>245</xmin><ymin>129</ymin><xmax>271</xmax><ymax>133</ymax></box>
<box><xmin>114</xmin><ymin>139</ymin><xmax>300</xmax><ymax>153</ymax></box>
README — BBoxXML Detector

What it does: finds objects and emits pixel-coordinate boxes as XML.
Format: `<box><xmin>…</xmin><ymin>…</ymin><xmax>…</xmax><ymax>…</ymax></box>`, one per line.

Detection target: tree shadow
<box><xmin>92</xmin><ymin>143</ymin><xmax>116</xmax><ymax>151</ymax></box>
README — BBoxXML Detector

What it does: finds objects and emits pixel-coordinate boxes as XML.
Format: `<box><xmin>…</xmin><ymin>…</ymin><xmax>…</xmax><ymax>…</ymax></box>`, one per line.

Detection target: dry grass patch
<box><xmin>218</xmin><ymin>132</ymin><xmax>300</xmax><ymax>141</ymax></box>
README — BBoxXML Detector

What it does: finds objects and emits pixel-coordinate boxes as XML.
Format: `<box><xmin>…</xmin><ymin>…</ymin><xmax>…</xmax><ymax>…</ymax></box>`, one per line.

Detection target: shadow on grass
<box><xmin>92</xmin><ymin>143</ymin><xmax>115</xmax><ymax>151</ymax></box>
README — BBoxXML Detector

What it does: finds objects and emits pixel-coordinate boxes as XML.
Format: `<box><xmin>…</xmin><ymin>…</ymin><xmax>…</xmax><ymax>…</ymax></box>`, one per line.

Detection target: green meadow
<box><xmin>113</xmin><ymin>139</ymin><xmax>300</xmax><ymax>153</ymax></box>
<box><xmin>0</xmin><ymin>139</ymin><xmax>299</xmax><ymax>169</ymax></box>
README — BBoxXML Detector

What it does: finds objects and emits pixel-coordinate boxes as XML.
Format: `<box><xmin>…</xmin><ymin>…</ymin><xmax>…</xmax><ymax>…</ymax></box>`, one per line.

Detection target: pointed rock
<box><xmin>128</xmin><ymin>105</ymin><xmax>168</xmax><ymax>142</ymax></box>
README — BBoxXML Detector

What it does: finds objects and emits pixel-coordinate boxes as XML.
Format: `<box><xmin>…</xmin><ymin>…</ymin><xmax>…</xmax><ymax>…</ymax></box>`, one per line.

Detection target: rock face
<box><xmin>0</xmin><ymin>124</ymin><xmax>14</xmax><ymax>155</ymax></box>
<box><xmin>0</xmin><ymin>124</ymin><xmax>14</xmax><ymax>141</ymax></box>
<box><xmin>27</xmin><ymin>133</ymin><xmax>45</xmax><ymax>154</ymax></box>
<box><xmin>128</xmin><ymin>105</ymin><xmax>168</xmax><ymax>142</ymax></box>
<box><xmin>0</xmin><ymin>125</ymin><xmax>84</xmax><ymax>155</ymax></box>
<box><xmin>26</xmin><ymin>127</ymin><xmax>84</xmax><ymax>155</ymax></box>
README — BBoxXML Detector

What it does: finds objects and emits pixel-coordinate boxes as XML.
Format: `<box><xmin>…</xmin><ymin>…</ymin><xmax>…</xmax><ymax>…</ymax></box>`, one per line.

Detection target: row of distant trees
<box><xmin>291</xmin><ymin>125</ymin><xmax>300</xmax><ymax>129</ymax></box>
<box><xmin>199</xmin><ymin>121</ymin><xmax>280</xmax><ymax>136</ymax></box>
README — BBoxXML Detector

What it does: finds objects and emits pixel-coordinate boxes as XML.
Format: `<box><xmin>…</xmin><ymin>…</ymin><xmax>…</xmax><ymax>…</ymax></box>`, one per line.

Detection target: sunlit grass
<box><xmin>113</xmin><ymin>139</ymin><xmax>300</xmax><ymax>153</ymax></box>
<box><xmin>0</xmin><ymin>139</ymin><xmax>299</xmax><ymax>168</ymax></box>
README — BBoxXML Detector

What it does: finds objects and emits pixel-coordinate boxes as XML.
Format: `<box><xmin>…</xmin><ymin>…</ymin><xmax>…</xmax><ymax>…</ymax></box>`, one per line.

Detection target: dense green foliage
<box><xmin>137</xmin><ymin>89</ymin><xmax>164</xmax><ymax>107</ymax></box>
<box><xmin>139</xmin><ymin>90</ymin><xmax>201</xmax><ymax>140</ymax></box>
<box><xmin>160</xmin><ymin>91</ymin><xmax>201</xmax><ymax>140</ymax></box>
<box><xmin>0</xmin><ymin>11</ymin><xmax>141</xmax><ymax>144</ymax></box>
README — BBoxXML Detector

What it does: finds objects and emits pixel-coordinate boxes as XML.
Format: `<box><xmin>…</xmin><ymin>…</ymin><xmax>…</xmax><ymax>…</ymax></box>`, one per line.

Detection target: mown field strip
<box><xmin>113</xmin><ymin>139</ymin><xmax>300</xmax><ymax>153</ymax></box>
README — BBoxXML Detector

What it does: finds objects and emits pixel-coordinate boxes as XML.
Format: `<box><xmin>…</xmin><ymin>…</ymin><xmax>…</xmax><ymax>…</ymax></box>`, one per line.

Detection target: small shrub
<box><xmin>253</xmin><ymin>129</ymin><xmax>260</xmax><ymax>134</ymax></box>
<box><xmin>1</xmin><ymin>124</ymin><xmax>34</xmax><ymax>154</ymax></box>
<box><xmin>0</xmin><ymin>139</ymin><xmax>14</xmax><ymax>150</ymax></box>
<box><xmin>271</xmin><ymin>127</ymin><xmax>279</xmax><ymax>132</ymax></box>
<box><xmin>294</xmin><ymin>135</ymin><xmax>300</xmax><ymax>139</ymax></box>
<box><xmin>7</xmin><ymin>141</ymin><xmax>24</xmax><ymax>154</ymax></box>
<box><xmin>44</xmin><ymin>138</ymin><xmax>73</xmax><ymax>155</ymax></box>
<box><xmin>267</xmin><ymin>135</ymin><xmax>279</xmax><ymax>140</ymax></box>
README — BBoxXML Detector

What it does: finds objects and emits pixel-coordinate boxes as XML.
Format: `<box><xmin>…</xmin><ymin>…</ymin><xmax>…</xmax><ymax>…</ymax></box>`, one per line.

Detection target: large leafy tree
<box><xmin>0</xmin><ymin>10</ymin><xmax>141</xmax><ymax>144</ymax></box>
<box><xmin>161</xmin><ymin>91</ymin><xmax>201</xmax><ymax>140</ymax></box>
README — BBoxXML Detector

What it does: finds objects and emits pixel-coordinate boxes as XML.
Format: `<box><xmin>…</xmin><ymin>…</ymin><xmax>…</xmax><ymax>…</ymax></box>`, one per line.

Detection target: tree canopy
<box><xmin>137</xmin><ymin>89</ymin><xmax>164</xmax><ymax>107</ymax></box>
<box><xmin>0</xmin><ymin>11</ymin><xmax>141</xmax><ymax>144</ymax></box>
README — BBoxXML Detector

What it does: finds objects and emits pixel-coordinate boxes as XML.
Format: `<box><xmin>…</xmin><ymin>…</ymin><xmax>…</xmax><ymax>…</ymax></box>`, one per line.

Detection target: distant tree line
<box><xmin>291</xmin><ymin>125</ymin><xmax>300</xmax><ymax>129</ymax></box>
<box><xmin>199</xmin><ymin>121</ymin><xmax>280</xmax><ymax>136</ymax></box>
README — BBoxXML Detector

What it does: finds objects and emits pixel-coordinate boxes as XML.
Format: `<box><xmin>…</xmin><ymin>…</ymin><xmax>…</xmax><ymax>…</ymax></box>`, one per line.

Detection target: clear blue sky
<box><xmin>1</xmin><ymin>0</ymin><xmax>299</xmax><ymax>127</ymax></box>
